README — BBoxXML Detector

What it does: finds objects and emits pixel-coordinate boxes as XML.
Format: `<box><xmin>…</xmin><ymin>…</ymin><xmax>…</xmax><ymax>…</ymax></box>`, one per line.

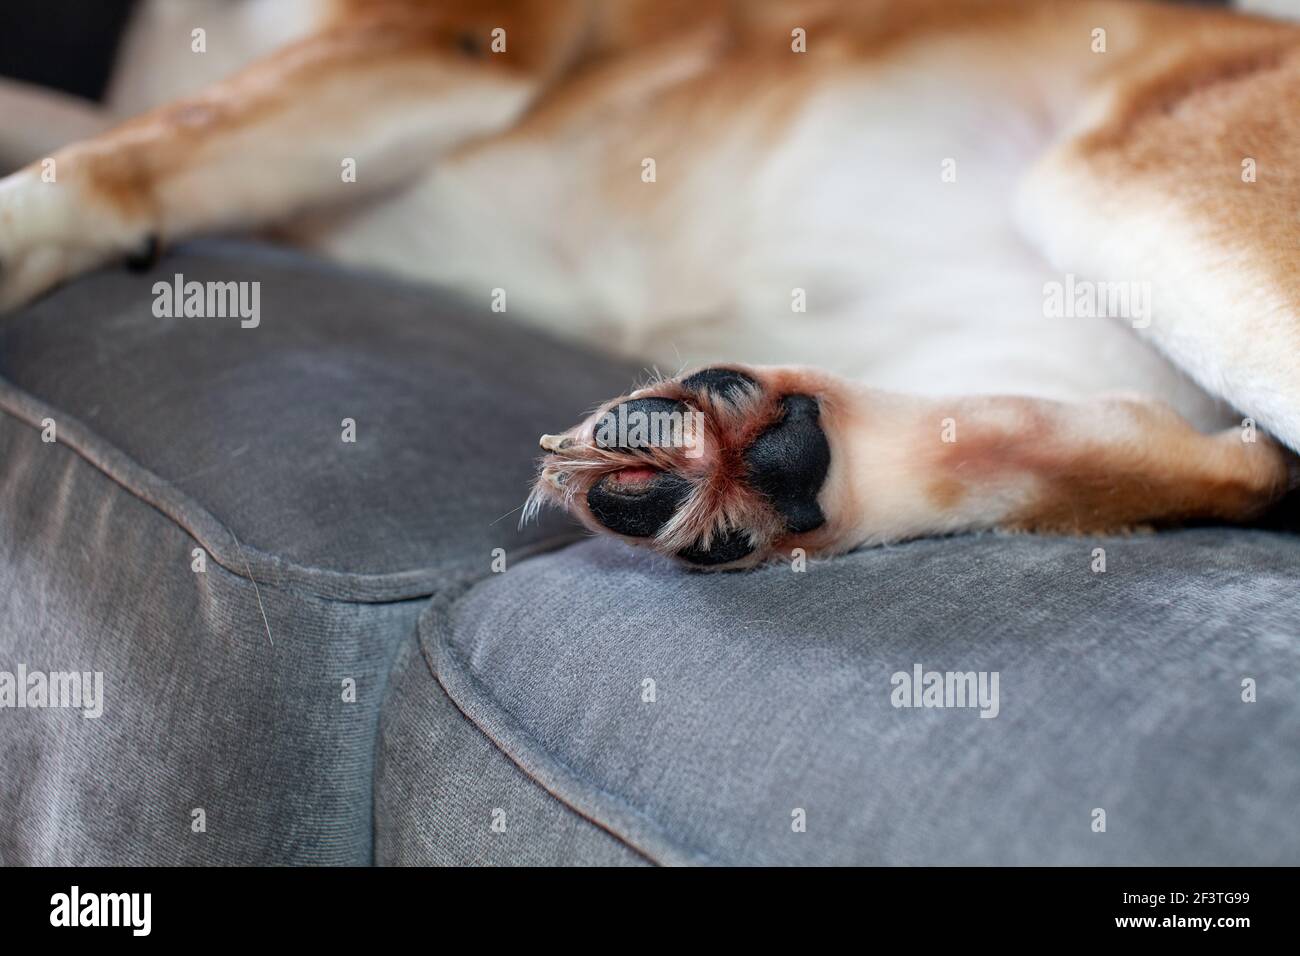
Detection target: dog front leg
<box><xmin>0</xmin><ymin>10</ymin><xmax>575</xmax><ymax>310</ymax></box>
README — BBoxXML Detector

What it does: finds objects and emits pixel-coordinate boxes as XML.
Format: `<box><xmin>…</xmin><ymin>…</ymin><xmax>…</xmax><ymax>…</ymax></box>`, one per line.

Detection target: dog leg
<box><xmin>529</xmin><ymin>365</ymin><xmax>1296</xmax><ymax>569</ymax></box>
<box><xmin>0</xmin><ymin>1</ymin><xmax>587</xmax><ymax>310</ymax></box>
<box><xmin>1018</xmin><ymin>34</ymin><xmax>1300</xmax><ymax>452</ymax></box>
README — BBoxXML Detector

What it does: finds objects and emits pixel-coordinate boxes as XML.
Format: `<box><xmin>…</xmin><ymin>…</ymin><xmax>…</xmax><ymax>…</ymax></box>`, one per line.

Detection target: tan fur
<box><xmin>531</xmin><ymin>365</ymin><xmax>1294</xmax><ymax>568</ymax></box>
<box><xmin>929</xmin><ymin>396</ymin><xmax>1291</xmax><ymax>534</ymax></box>
<box><xmin>3</xmin><ymin>0</ymin><xmax>1300</xmax><ymax>566</ymax></box>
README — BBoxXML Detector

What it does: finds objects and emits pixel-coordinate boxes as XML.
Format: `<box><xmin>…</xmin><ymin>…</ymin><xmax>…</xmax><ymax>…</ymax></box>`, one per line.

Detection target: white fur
<box><xmin>312</xmin><ymin>53</ymin><xmax>1230</xmax><ymax>430</ymax></box>
<box><xmin>0</xmin><ymin>167</ymin><xmax>142</xmax><ymax>311</ymax></box>
<box><xmin>0</xmin><ymin>1</ymin><xmax>1270</xmax><ymax>441</ymax></box>
<box><xmin>1018</xmin><ymin>151</ymin><xmax>1300</xmax><ymax>447</ymax></box>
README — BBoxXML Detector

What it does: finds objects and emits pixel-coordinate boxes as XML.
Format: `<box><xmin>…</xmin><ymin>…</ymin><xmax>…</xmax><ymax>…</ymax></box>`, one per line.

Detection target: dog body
<box><xmin>93</xmin><ymin>0</ymin><xmax>1237</xmax><ymax>422</ymax></box>
<box><xmin>315</xmin><ymin>2</ymin><xmax>1224</xmax><ymax>422</ymax></box>
<box><xmin>3</xmin><ymin>0</ymin><xmax>1299</xmax><ymax>566</ymax></box>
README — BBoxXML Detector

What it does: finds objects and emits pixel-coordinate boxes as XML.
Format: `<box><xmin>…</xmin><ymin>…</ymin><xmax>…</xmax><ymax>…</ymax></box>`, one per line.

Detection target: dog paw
<box><xmin>0</xmin><ymin>166</ymin><xmax>149</xmax><ymax>312</ymax></box>
<box><xmin>527</xmin><ymin>365</ymin><xmax>841</xmax><ymax>569</ymax></box>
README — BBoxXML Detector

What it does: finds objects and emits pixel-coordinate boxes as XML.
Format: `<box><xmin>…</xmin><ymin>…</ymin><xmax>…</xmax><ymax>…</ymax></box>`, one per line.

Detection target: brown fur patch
<box><xmin>932</xmin><ymin>399</ymin><xmax>1292</xmax><ymax>535</ymax></box>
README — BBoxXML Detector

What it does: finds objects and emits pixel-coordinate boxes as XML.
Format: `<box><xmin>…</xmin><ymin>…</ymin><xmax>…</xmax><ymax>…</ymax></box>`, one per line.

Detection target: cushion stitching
<box><xmin>0</xmin><ymin>378</ymin><xmax>582</xmax><ymax>602</ymax></box>
<box><xmin>419</xmin><ymin>581</ymin><xmax>719</xmax><ymax>867</ymax></box>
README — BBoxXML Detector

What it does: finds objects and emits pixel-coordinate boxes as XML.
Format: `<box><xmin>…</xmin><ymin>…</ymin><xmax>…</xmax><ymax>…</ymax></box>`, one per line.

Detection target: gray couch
<box><xmin>2</xmin><ymin>243</ymin><xmax>1297</xmax><ymax>866</ymax></box>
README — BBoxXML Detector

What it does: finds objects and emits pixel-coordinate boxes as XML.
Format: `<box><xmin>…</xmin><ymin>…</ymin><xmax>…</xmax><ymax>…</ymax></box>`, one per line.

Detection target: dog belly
<box><xmin>715</xmin><ymin>76</ymin><xmax>1228</xmax><ymax>429</ymax></box>
<box><xmin>309</xmin><ymin>58</ymin><xmax>1230</xmax><ymax>431</ymax></box>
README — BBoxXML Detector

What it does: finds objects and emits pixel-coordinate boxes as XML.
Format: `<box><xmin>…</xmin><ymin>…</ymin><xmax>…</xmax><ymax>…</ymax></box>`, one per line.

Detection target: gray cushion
<box><xmin>376</xmin><ymin>633</ymin><xmax>648</xmax><ymax>866</ymax></box>
<box><xmin>385</xmin><ymin>530</ymin><xmax>1300</xmax><ymax>865</ymax></box>
<box><xmin>0</xmin><ymin>240</ymin><xmax>635</xmax><ymax>592</ymax></box>
<box><xmin>0</xmin><ymin>242</ymin><xmax>638</xmax><ymax>864</ymax></box>
<box><xmin>6</xmin><ymin>240</ymin><xmax>1298</xmax><ymax>867</ymax></box>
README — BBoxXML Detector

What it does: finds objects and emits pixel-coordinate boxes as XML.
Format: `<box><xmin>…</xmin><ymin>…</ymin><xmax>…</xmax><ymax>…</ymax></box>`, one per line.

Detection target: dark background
<box><xmin>0</xmin><ymin>0</ymin><xmax>139</xmax><ymax>101</ymax></box>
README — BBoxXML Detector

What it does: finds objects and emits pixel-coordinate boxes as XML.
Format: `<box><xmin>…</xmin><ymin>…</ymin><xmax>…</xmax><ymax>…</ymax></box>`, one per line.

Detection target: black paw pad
<box><xmin>743</xmin><ymin>394</ymin><xmax>830</xmax><ymax>533</ymax></box>
<box><xmin>678</xmin><ymin>528</ymin><xmax>756</xmax><ymax>566</ymax></box>
<box><xmin>593</xmin><ymin>397</ymin><xmax>693</xmax><ymax>453</ymax></box>
<box><xmin>681</xmin><ymin>367</ymin><xmax>759</xmax><ymax>405</ymax></box>
<box><xmin>587</xmin><ymin>471</ymin><xmax>690</xmax><ymax>538</ymax></box>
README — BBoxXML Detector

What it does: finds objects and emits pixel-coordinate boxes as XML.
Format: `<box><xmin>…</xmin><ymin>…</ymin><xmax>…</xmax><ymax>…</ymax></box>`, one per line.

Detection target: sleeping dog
<box><xmin>1</xmin><ymin>0</ymin><xmax>1298</xmax><ymax>568</ymax></box>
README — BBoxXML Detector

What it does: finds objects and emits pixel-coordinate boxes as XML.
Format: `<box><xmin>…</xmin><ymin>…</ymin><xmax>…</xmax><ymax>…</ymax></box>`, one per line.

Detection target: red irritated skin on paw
<box><xmin>607</xmin><ymin>466</ymin><xmax>661</xmax><ymax>488</ymax></box>
<box><xmin>526</xmin><ymin>364</ymin><xmax>1298</xmax><ymax>571</ymax></box>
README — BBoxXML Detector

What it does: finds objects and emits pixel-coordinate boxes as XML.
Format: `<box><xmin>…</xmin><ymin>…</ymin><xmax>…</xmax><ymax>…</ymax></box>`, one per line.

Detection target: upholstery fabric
<box><xmin>0</xmin><ymin>243</ymin><xmax>637</xmax><ymax>864</ymax></box>
<box><xmin>3</xmin><ymin>242</ymin><xmax>1296</xmax><ymax>866</ymax></box>
<box><xmin>408</xmin><ymin>532</ymin><xmax>1300</xmax><ymax>865</ymax></box>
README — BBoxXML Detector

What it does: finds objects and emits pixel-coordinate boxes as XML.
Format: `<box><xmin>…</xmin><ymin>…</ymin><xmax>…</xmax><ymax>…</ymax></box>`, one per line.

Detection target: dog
<box><xmin>1</xmin><ymin>0</ymin><xmax>1298</xmax><ymax>569</ymax></box>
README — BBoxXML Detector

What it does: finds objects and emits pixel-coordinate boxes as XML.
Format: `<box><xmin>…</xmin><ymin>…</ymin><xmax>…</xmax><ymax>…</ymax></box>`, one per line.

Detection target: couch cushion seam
<box><xmin>419</xmin><ymin>581</ymin><xmax>718</xmax><ymax>866</ymax></box>
<box><xmin>0</xmin><ymin>377</ymin><xmax>581</xmax><ymax>602</ymax></box>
